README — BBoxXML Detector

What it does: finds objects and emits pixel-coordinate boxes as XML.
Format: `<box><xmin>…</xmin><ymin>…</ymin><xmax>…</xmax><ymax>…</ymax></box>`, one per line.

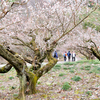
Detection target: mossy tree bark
<box><xmin>0</xmin><ymin>44</ymin><xmax>58</xmax><ymax>100</ymax></box>
<box><xmin>77</xmin><ymin>39</ymin><xmax>100</xmax><ymax>60</ymax></box>
<box><xmin>87</xmin><ymin>39</ymin><xmax>100</xmax><ymax>60</ymax></box>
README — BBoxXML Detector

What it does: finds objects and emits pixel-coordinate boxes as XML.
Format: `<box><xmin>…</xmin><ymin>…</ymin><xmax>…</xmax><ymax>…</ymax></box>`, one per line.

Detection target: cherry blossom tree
<box><xmin>0</xmin><ymin>0</ymin><xmax>97</xmax><ymax>99</ymax></box>
<box><xmin>64</xmin><ymin>25</ymin><xmax>100</xmax><ymax>60</ymax></box>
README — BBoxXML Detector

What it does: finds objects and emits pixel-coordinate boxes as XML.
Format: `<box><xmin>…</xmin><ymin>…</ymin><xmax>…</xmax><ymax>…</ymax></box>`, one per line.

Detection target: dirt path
<box><xmin>0</xmin><ymin>57</ymin><xmax>81</xmax><ymax>68</ymax></box>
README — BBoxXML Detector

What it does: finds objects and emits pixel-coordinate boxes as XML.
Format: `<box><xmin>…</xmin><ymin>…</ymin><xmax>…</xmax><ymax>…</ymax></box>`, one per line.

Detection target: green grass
<box><xmin>53</xmin><ymin>64</ymin><xmax>61</xmax><ymax>70</ymax></box>
<box><xmin>83</xmin><ymin>21</ymin><xmax>95</xmax><ymax>29</ymax></box>
<box><xmin>97</xmin><ymin>67</ymin><xmax>100</xmax><ymax>71</ymax></box>
<box><xmin>69</xmin><ymin>69</ymin><xmax>75</xmax><ymax>73</ymax></box>
<box><xmin>71</xmin><ymin>76</ymin><xmax>81</xmax><ymax>81</ymax></box>
<box><xmin>86</xmin><ymin>91</ymin><xmax>92</xmax><ymax>96</ymax></box>
<box><xmin>92</xmin><ymin>61</ymin><xmax>100</xmax><ymax>64</ymax></box>
<box><xmin>13</xmin><ymin>94</ymin><xmax>19</xmax><ymax>97</ymax></box>
<box><xmin>75</xmin><ymin>60</ymin><xmax>90</xmax><ymax>64</ymax></box>
<box><xmin>0</xmin><ymin>74</ymin><xmax>4</xmax><ymax>76</ymax></box>
<box><xmin>63</xmin><ymin>67</ymin><xmax>68</xmax><ymax>70</ymax></box>
<box><xmin>84</xmin><ymin>65</ymin><xmax>91</xmax><ymax>71</ymax></box>
<box><xmin>63</xmin><ymin>66</ymin><xmax>75</xmax><ymax>70</ymax></box>
<box><xmin>92</xmin><ymin>65</ymin><xmax>98</xmax><ymax>68</ymax></box>
<box><xmin>80</xmin><ymin>65</ymin><xmax>91</xmax><ymax>71</ymax></box>
<box><xmin>83</xmin><ymin>7</ymin><xmax>100</xmax><ymax>32</ymax></box>
<box><xmin>59</xmin><ymin>73</ymin><xmax>66</xmax><ymax>76</ymax></box>
<box><xmin>96</xmin><ymin>25</ymin><xmax>100</xmax><ymax>32</ymax></box>
<box><xmin>89</xmin><ymin>66</ymin><xmax>100</xmax><ymax>74</ymax></box>
<box><xmin>9</xmin><ymin>76</ymin><xmax>14</xmax><ymax>80</ymax></box>
<box><xmin>82</xmin><ymin>8</ymin><xmax>100</xmax><ymax>32</ymax></box>
<box><xmin>0</xmin><ymin>86</ymin><xmax>6</xmax><ymax>90</ymax></box>
<box><xmin>63</xmin><ymin>62</ymin><xmax>76</xmax><ymax>65</ymax></box>
<box><xmin>62</xmin><ymin>82</ymin><xmax>71</xmax><ymax>91</ymax></box>
<box><xmin>37</xmin><ymin>81</ymin><xmax>41</xmax><ymax>84</ymax></box>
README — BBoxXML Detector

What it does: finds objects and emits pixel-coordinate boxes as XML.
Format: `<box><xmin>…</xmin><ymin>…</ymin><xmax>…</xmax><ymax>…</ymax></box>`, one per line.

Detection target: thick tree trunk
<box><xmin>18</xmin><ymin>74</ymin><xmax>26</xmax><ymax>100</ymax></box>
<box><xmin>25</xmin><ymin>71</ymin><xmax>37</xmax><ymax>94</ymax></box>
<box><xmin>0</xmin><ymin>45</ymin><xmax>57</xmax><ymax>100</ymax></box>
<box><xmin>16</xmin><ymin>70</ymin><xmax>38</xmax><ymax>100</ymax></box>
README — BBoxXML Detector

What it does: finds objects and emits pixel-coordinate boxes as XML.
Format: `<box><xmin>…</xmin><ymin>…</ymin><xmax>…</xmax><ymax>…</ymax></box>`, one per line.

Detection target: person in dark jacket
<box><xmin>53</xmin><ymin>51</ymin><xmax>58</xmax><ymax>59</ymax></box>
<box><xmin>67</xmin><ymin>51</ymin><xmax>71</xmax><ymax>61</ymax></box>
<box><xmin>63</xmin><ymin>52</ymin><xmax>67</xmax><ymax>61</ymax></box>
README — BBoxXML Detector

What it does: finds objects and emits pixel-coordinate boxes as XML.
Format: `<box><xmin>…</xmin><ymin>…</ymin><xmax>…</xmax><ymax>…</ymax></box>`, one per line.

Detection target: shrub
<box><xmin>62</xmin><ymin>82</ymin><xmax>71</xmax><ymax>91</ymax></box>
<box><xmin>71</xmin><ymin>76</ymin><xmax>81</xmax><ymax>81</ymax></box>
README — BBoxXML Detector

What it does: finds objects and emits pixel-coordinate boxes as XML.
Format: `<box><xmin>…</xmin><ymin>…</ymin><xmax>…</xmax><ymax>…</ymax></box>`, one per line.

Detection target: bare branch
<box><xmin>55</xmin><ymin>10</ymin><xmax>64</xmax><ymax>32</ymax></box>
<box><xmin>54</xmin><ymin>6</ymin><xmax>98</xmax><ymax>43</ymax></box>
<box><xmin>0</xmin><ymin>20</ymin><xmax>22</xmax><ymax>30</ymax></box>
<box><xmin>0</xmin><ymin>0</ymin><xmax>30</xmax><ymax>20</ymax></box>
<box><xmin>0</xmin><ymin>3</ymin><xmax>14</xmax><ymax>20</ymax></box>
<box><xmin>12</xmin><ymin>36</ymin><xmax>34</xmax><ymax>51</ymax></box>
<box><xmin>88</xmin><ymin>39</ymin><xmax>98</xmax><ymax>52</ymax></box>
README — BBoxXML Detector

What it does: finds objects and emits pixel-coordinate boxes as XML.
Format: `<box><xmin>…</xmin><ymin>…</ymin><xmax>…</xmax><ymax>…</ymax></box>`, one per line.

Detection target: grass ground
<box><xmin>0</xmin><ymin>59</ymin><xmax>100</xmax><ymax>100</ymax></box>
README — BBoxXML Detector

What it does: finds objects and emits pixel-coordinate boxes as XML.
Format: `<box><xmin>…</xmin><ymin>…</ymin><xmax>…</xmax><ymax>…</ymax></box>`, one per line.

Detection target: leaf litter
<box><xmin>0</xmin><ymin>60</ymin><xmax>100</xmax><ymax>99</ymax></box>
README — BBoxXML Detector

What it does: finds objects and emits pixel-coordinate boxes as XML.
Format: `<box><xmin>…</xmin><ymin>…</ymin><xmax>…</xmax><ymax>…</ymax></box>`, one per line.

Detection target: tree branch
<box><xmin>0</xmin><ymin>20</ymin><xmax>22</xmax><ymax>30</ymax></box>
<box><xmin>36</xmin><ymin>50</ymin><xmax>57</xmax><ymax>78</ymax></box>
<box><xmin>52</xmin><ymin>6</ymin><xmax>98</xmax><ymax>44</ymax></box>
<box><xmin>0</xmin><ymin>44</ymin><xmax>24</xmax><ymax>72</ymax></box>
<box><xmin>12</xmin><ymin>36</ymin><xmax>34</xmax><ymax>51</ymax></box>
<box><xmin>91</xmin><ymin>47</ymin><xmax>100</xmax><ymax>60</ymax></box>
<box><xmin>0</xmin><ymin>3</ymin><xmax>14</xmax><ymax>20</ymax></box>
<box><xmin>0</xmin><ymin>63</ymin><xmax>12</xmax><ymax>73</ymax></box>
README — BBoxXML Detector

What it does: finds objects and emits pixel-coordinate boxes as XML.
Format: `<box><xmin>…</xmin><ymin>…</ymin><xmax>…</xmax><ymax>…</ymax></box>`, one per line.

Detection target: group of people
<box><xmin>53</xmin><ymin>51</ymin><xmax>76</xmax><ymax>62</ymax></box>
<box><xmin>63</xmin><ymin>51</ymin><xmax>76</xmax><ymax>61</ymax></box>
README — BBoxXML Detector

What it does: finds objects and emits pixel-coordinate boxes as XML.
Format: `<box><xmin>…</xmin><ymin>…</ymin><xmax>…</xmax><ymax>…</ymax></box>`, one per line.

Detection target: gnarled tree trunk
<box><xmin>0</xmin><ymin>45</ymin><xmax>58</xmax><ymax>100</ymax></box>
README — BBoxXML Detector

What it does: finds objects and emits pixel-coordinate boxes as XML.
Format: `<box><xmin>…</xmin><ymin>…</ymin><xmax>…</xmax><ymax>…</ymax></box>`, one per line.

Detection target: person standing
<box><xmin>67</xmin><ymin>51</ymin><xmax>71</xmax><ymax>61</ymax></box>
<box><xmin>72</xmin><ymin>52</ymin><xmax>76</xmax><ymax>61</ymax></box>
<box><xmin>63</xmin><ymin>52</ymin><xmax>67</xmax><ymax>61</ymax></box>
<box><xmin>53</xmin><ymin>51</ymin><xmax>58</xmax><ymax>59</ymax></box>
